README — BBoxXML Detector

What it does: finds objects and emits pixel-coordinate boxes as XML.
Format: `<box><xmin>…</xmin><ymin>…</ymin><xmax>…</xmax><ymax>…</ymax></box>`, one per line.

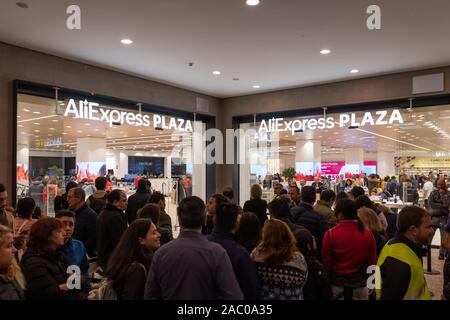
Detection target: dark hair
<box><xmin>235</xmin><ymin>212</ymin><xmax>261</xmax><ymax>253</ymax></box>
<box><xmin>55</xmin><ymin>210</ymin><xmax>75</xmax><ymax>219</ymax></box>
<box><xmin>107</xmin><ymin>189</ymin><xmax>125</xmax><ymax>204</ymax></box>
<box><xmin>0</xmin><ymin>183</ymin><xmax>5</xmax><ymax>193</ymax></box>
<box><xmin>320</xmin><ymin>190</ymin><xmax>336</xmax><ymax>203</ymax></box>
<box><xmin>148</xmin><ymin>191</ymin><xmax>165</xmax><ymax>204</ymax></box>
<box><xmin>268</xmin><ymin>198</ymin><xmax>291</xmax><ymax>220</ymax></box>
<box><xmin>397</xmin><ymin>206</ymin><xmax>430</xmax><ymax>234</ymax></box>
<box><xmin>32</xmin><ymin>206</ymin><xmax>41</xmax><ymax>220</ymax></box>
<box><xmin>280</xmin><ymin>189</ymin><xmax>288</xmax><ymax>195</ymax></box>
<box><xmin>65</xmin><ymin>181</ymin><xmax>78</xmax><ymax>193</ymax></box>
<box><xmin>138</xmin><ymin>203</ymin><xmax>160</xmax><ymax>224</ymax></box>
<box><xmin>384</xmin><ymin>176</ymin><xmax>390</xmax><ymax>182</ymax></box>
<box><xmin>28</xmin><ymin>218</ymin><xmax>63</xmax><ymax>256</ymax></box>
<box><xmin>177</xmin><ymin>196</ymin><xmax>206</xmax><ymax>229</ymax></box>
<box><xmin>350</xmin><ymin>186</ymin><xmax>365</xmax><ymax>199</ymax></box>
<box><xmin>345</xmin><ymin>179</ymin><xmax>353</xmax><ymax>186</ymax></box>
<box><xmin>211</xmin><ymin>194</ymin><xmax>229</xmax><ymax>206</ymax></box>
<box><xmin>335</xmin><ymin>199</ymin><xmax>364</xmax><ymax>233</ymax></box>
<box><xmin>106</xmin><ymin>219</ymin><xmax>153</xmax><ymax>296</ymax></box>
<box><xmin>215</xmin><ymin>203</ymin><xmax>238</xmax><ymax>231</ymax></box>
<box><xmin>391</xmin><ymin>176</ymin><xmax>396</xmax><ymax>180</ymax></box>
<box><xmin>355</xmin><ymin>195</ymin><xmax>377</xmax><ymax>211</ymax></box>
<box><xmin>336</xmin><ymin>191</ymin><xmax>349</xmax><ymax>201</ymax></box>
<box><xmin>16</xmin><ymin>197</ymin><xmax>36</xmax><ymax>219</ymax></box>
<box><xmin>71</xmin><ymin>187</ymin><xmax>86</xmax><ymax>201</ymax></box>
<box><xmin>95</xmin><ymin>177</ymin><xmax>107</xmax><ymax>190</ymax></box>
<box><xmin>137</xmin><ymin>179</ymin><xmax>149</xmax><ymax>192</ymax></box>
<box><xmin>222</xmin><ymin>187</ymin><xmax>234</xmax><ymax>201</ymax></box>
<box><xmin>289</xmin><ymin>185</ymin><xmax>300</xmax><ymax>194</ymax></box>
<box><xmin>301</xmin><ymin>186</ymin><xmax>316</xmax><ymax>204</ymax></box>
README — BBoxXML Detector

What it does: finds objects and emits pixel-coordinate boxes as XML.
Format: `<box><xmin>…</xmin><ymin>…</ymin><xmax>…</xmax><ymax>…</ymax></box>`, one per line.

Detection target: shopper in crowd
<box><xmin>251</xmin><ymin>219</ymin><xmax>308</xmax><ymax>300</ymax></box>
<box><xmin>97</xmin><ymin>190</ymin><xmax>128</xmax><ymax>271</ymax></box>
<box><xmin>367</xmin><ymin>174</ymin><xmax>381</xmax><ymax>195</ymax></box>
<box><xmin>389</xmin><ymin>176</ymin><xmax>399</xmax><ymax>196</ymax></box>
<box><xmin>126</xmin><ymin>178</ymin><xmax>151</xmax><ymax>225</ymax></box>
<box><xmin>422</xmin><ymin>177</ymin><xmax>434</xmax><ymax>209</ymax></box>
<box><xmin>203</xmin><ymin>194</ymin><xmax>229</xmax><ymax>235</ymax></box>
<box><xmin>299</xmin><ymin>179</ymin><xmax>307</xmax><ymax>192</ymax></box>
<box><xmin>288</xmin><ymin>185</ymin><xmax>301</xmax><ymax>206</ymax></box>
<box><xmin>55</xmin><ymin>210</ymin><xmax>90</xmax><ymax>296</ymax></box>
<box><xmin>81</xmin><ymin>179</ymin><xmax>96</xmax><ymax>198</ymax></box>
<box><xmin>376</xmin><ymin>206</ymin><xmax>434</xmax><ymax>300</ymax></box>
<box><xmin>54</xmin><ymin>181</ymin><xmax>78</xmax><ymax>213</ymax></box>
<box><xmin>235</xmin><ymin>212</ymin><xmax>261</xmax><ymax>254</ymax></box>
<box><xmin>428</xmin><ymin>178</ymin><xmax>450</xmax><ymax>260</ymax></box>
<box><xmin>291</xmin><ymin>186</ymin><xmax>329</xmax><ymax>253</ymax></box>
<box><xmin>138</xmin><ymin>203</ymin><xmax>173</xmax><ymax>245</ymax></box>
<box><xmin>86</xmin><ymin>176</ymin><xmax>109</xmax><ymax>215</ymax></box>
<box><xmin>207</xmin><ymin>203</ymin><xmax>259</xmax><ymax>300</ymax></box>
<box><xmin>377</xmin><ymin>204</ymin><xmax>397</xmax><ymax>240</ymax></box>
<box><xmin>355</xmin><ymin>195</ymin><xmax>388</xmax><ymax>232</ymax></box>
<box><xmin>311</xmin><ymin>176</ymin><xmax>324</xmax><ymax>194</ymax></box>
<box><xmin>243</xmin><ymin>184</ymin><xmax>268</xmax><ymax>228</ymax></box>
<box><xmin>67</xmin><ymin>187</ymin><xmax>97</xmax><ymax>257</ymax></box>
<box><xmin>0</xmin><ymin>184</ymin><xmax>14</xmax><ymax>230</ymax></box>
<box><xmin>106</xmin><ymin>219</ymin><xmax>160</xmax><ymax>300</ymax></box>
<box><xmin>145</xmin><ymin>196</ymin><xmax>243</xmax><ymax>300</ymax></box>
<box><xmin>348</xmin><ymin>186</ymin><xmax>365</xmax><ymax>201</ymax></box>
<box><xmin>399</xmin><ymin>179</ymin><xmax>419</xmax><ymax>204</ymax></box>
<box><xmin>28</xmin><ymin>177</ymin><xmax>44</xmax><ymax>210</ymax></box>
<box><xmin>21</xmin><ymin>218</ymin><xmax>82</xmax><ymax>300</ymax></box>
<box><xmin>0</xmin><ymin>225</ymin><xmax>25</xmax><ymax>300</ymax></box>
<box><xmin>148</xmin><ymin>192</ymin><xmax>172</xmax><ymax>238</ymax></box>
<box><xmin>322</xmin><ymin>198</ymin><xmax>377</xmax><ymax>300</ymax></box>
<box><xmin>358</xmin><ymin>206</ymin><xmax>387</xmax><ymax>257</ymax></box>
<box><xmin>343</xmin><ymin>179</ymin><xmax>353</xmax><ymax>193</ymax></box>
<box><xmin>273</xmin><ymin>183</ymin><xmax>284</xmax><ymax>200</ymax></box>
<box><xmin>13</xmin><ymin>197</ymin><xmax>38</xmax><ymax>257</ymax></box>
<box><xmin>314</xmin><ymin>190</ymin><xmax>337</xmax><ymax>227</ymax></box>
<box><xmin>222</xmin><ymin>187</ymin><xmax>243</xmax><ymax>213</ymax></box>
<box><xmin>336</xmin><ymin>191</ymin><xmax>349</xmax><ymax>202</ymax></box>
<box><xmin>32</xmin><ymin>206</ymin><xmax>42</xmax><ymax>220</ymax></box>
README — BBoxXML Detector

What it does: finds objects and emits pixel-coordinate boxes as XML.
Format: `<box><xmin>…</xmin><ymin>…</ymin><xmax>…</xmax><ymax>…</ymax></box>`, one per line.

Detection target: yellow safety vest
<box><xmin>376</xmin><ymin>242</ymin><xmax>431</xmax><ymax>300</ymax></box>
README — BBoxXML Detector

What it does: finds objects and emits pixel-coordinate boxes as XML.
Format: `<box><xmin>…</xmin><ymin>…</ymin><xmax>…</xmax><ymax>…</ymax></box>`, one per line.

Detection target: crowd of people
<box><xmin>0</xmin><ymin>172</ymin><xmax>449</xmax><ymax>300</ymax></box>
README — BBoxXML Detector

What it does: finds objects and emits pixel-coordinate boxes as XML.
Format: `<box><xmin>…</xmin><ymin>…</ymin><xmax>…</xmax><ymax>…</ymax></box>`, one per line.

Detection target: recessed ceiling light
<box><xmin>33</xmin><ymin>123</ymin><xmax>40</xmax><ymax>126</ymax></box>
<box><xmin>66</xmin><ymin>126</ymin><xmax>71</xmax><ymax>129</ymax></box>
<box><xmin>320</xmin><ymin>49</ymin><xmax>331</xmax><ymax>55</ymax></box>
<box><xmin>23</xmin><ymin>108</ymin><xmax>30</xmax><ymax>112</ymax></box>
<box><xmin>18</xmin><ymin>125</ymin><xmax>23</xmax><ymax>128</ymax></box>
<box><xmin>34</xmin><ymin>135</ymin><xmax>39</xmax><ymax>138</ymax></box>
<box><xmin>212</xmin><ymin>70</ymin><xmax>221</xmax><ymax>75</ymax></box>
<box><xmin>246</xmin><ymin>0</ymin><xmax>260</xmax><ymax>6</ymax></box>
<box><xmin>33</xmin><ymin>111</ymin><xmax>41</xmax><ymax>114</ymax></box>
<box><xmin>350</xmin><ymin>69</ymin><xmax>359</xmax><ymax>74</ymax></box>
<box><xmin>253</xmin><ymin>85</ymin><xmax>261</xmax><ymax>89</ymax></box>
<box><xmin>52</xmin><ymin>119</ymin><xmax>58</xmax><ymax>122</ymax></box>
<box><xmin>34</xmin><ymin>130</ymin><xmax>40</xmax><ymax>133</ymax></box>
<box><xmin>121</xmin><ymin>39</ymin><xmax>133</xmax><ymax>45</ymax></box>
<box><xmin>62</xmin><ymin>133</ymin><xmax>67</xmax><ymax>135</ymax></box>
<box><xmin>17</xmin><ymin>115</ymin><xmax>21</xmax><ymax>118</ymax></box>
<box><xmin>49</xmin><ymin>128</ymin><xmax>55</xmax><ymax>130</ymax></box>
<box><xmin>77</xmin><ymin>130</ymin><xmax>82</xmax><ymax>133</ymax></box>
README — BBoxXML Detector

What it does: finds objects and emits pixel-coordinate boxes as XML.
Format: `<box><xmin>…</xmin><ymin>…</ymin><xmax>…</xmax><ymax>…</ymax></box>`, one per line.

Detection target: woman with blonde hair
<box><xmin>250</xmin><ymin>219</ymin><xmax>308</xmax><ymax>300</ymax></box>
<box><xmin>358</xmin><ymin>207</ymin><xmax>387</xmax><ymax>257</ymax></box>
<box><xmin>243</xmin><ymin>184</ymin><xmax>268</xmax><ymax>228</ymax></box>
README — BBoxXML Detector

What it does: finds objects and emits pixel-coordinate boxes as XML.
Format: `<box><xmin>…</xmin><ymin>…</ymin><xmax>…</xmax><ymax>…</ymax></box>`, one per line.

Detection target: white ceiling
<box><xmin>1</xmin><ymin>0</ymin><xmax>450</xmax><ymax>98</ymax></box>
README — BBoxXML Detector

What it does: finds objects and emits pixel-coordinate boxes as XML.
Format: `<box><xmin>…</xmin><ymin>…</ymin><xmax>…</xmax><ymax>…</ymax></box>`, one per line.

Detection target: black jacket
<box><xmin>444</xmin><ymin>256</ymin><xmax>450</xmax><ymax>300</ymax></box>
<box><xmin>21</xmin><ymin>248</ymin><xmax>82</xmax><ymax>300</ymax></box>
<box><xmin>243</xmin><ymin>198</ymin><xmax>268</xmax><ymax>228</ymax></box>
<box><xmin>290</xmin><ymin>203</ymin><xmax>329</xmax><ymax>251</ymax></box>
<box><xmin>97</xmin><ymin>204</ymin><xmax>128</xmax><ymax>270</ymax></box>
<box><xmin>0</xmin><ymin>278</ymin><xmax>25</xmax><ymax>300</ymax></box>
<box><xmin>126</xmin><ymin>190</ymin><xmax>151</xmax><ymax>224</ymax></box>
<box><xmin>73</xmin><ymin>203</ymin><xmax>97</xmax><ymax>257</ymax></box>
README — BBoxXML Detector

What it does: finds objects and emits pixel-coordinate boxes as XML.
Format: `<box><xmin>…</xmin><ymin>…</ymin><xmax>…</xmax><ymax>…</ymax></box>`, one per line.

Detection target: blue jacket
<box><xmin>59</xmin><ymin>238</ymin><xmax>90</xmax><ymax>294</ymax></box>
<box><xmin>207</xmin><ymin>229</ymin><xmax>260</xmax><ymax>300</ymax></box>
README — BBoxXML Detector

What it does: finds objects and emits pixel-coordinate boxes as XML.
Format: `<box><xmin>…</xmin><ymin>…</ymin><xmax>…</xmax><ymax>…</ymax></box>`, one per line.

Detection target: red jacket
<box><xmin>321</xmin><ymin>220</ymin><xmax>376</xmax><ymax>275</ymax></box>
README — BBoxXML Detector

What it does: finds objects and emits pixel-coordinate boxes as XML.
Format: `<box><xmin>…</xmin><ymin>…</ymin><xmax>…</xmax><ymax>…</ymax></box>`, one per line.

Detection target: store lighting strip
<box><xmin>17</xmin><ymin>115</ymin><xmax>58</xmax><ymax>123</ymax></box>
<box><xmin>355</xmin><ymin>127</ymin><xmax>431</xmax><ymax>151</ymax></box>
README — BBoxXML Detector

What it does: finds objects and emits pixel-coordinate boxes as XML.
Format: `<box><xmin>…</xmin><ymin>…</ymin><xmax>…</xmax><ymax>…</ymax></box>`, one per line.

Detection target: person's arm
<box><xmin>215</xmin><ymin>251</ymin><xmax>244</xmax><ymax>300</ymax></box>
<box><xmin>144</xmin><ymin>260</ymin><xmax>161</xmax><ymax>300</ymax></box>
<box><xmin>121</xmin><ymin>264</ymin><xmax>147</xmax><ymax>300</ymax></box>
<box><xmin>321</xmin><ymin>230</ymin><xmax>332</xmax><ymax>273</ymax></box>
<box><xmin>379</xmin><ymin>257</ymin><xmax>411</xmax><ymax>300</ymax></box>
<box><xmin>84</xmin><ymin>213</ymin><xmax>97</xmax><ymax>257</ymax></box>
<box><xmin>318</xmin><ymin>215</ymin><xmax>330</xmax><ymax>249</ymax></box>
<box><xmin>235</xmin><ymin>254</ymin><xmax>260</xmax><ymax>300</ymax></box>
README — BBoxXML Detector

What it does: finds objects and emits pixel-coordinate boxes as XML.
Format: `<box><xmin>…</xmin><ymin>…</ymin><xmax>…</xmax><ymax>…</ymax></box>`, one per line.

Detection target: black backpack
<box><xmin>88</xmin><ymin>194</ymin><xmax>108</xmax><ymax>214</ymax></box>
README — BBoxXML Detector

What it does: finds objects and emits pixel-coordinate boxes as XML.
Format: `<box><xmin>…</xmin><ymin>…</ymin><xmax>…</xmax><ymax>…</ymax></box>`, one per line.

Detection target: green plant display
<box><xmin>282</xmin><ymin>167</ymin><xmax>296</xmax><ymax>181</ymax></box>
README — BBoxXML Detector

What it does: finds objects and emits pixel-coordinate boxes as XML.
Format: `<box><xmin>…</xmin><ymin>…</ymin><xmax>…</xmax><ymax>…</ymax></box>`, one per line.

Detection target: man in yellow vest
<box><xmin>376</xmin><ymin>206</ymin><xmax>434</xmax><ymax>300</ymax></box>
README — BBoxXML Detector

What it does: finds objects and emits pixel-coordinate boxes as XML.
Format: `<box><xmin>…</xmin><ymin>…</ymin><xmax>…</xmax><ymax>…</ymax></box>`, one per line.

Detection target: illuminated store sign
<box><xmin>258</xmin><ymin>109</ymin><xmax>404</xmax><ymax>135</ymax></box>
<box><xmin>64</xmin><ymin>99</ymin><xmax>193</xmax><ymax>132</ymax></box>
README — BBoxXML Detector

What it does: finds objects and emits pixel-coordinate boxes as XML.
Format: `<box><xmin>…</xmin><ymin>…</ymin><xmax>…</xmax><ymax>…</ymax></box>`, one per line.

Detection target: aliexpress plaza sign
<box><xmin>64</xmin><ymin>99</ymin><xmax>193</xmax><ymax>132</ymax></box>
<box><xmin>258</xmin><ymin>109</ymin><xmax>404</xmax><ymax>135</ymax></box>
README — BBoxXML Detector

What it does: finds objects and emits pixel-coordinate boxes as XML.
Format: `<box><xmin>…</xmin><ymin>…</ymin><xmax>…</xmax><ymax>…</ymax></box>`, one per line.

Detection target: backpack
<box><xmin>88</xmin><ymin>194</ymin><xmax>108</xmax><ymax>214</ymax></box>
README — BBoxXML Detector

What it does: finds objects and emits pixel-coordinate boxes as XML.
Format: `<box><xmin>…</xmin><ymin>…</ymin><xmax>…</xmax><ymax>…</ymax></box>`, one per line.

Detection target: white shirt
<box><xmin>423</xmin><ymin>181</ymin><xmax>434</xmax><ymax>198</ymax></box>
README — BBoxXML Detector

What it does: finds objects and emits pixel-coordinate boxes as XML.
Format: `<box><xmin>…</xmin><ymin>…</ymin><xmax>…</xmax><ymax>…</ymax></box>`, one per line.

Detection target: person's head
<box><xmin>397</xmin><ymin>206</ymin><xmax>434</xmax><ymax>245</ymax></box>
<box><xmin>108</xmin><ymin>189</ymin><xmax>127</xmax><ymax>211</ymax></box>
<box><xmin>177</xmin><ymin>196</ymin><xmax>206</xmax><ymax>231</ymax></box>
<box><xmin>314</xmin><ymin>176</ymin><xmax>320</xmax><ymax>183</ymax></box>
<box><xmin>391</xmin><ymin>176</ymin><xmax>396</xmax><ymax>180</ymax></box>
<box><xmin>288</xmin><ymin>185</ymin><xmax>300</xmax><ymax>204</ymax></box>
<box><xmin>67</xmin><ymin>187</ymin><xmax>86</xmax><ymax>210</ymax></box>
<box><xmin>336</xmin><ymin>191</ymin><xmax>349</xmax><ymax>201</ymax></box>
<box><xmin>95</xmin><ymin>176</ymin><xmax>108</xmax><ymax>191</ymax></box>
<box><xmin>349</xmin><ymin>186</ymin><xmax>365</xmax><ymax>200</ymax></box>
<box><xmin>65</xmin><ymin>181</ymin><xmax>79</xmax><ymax>194</ymax></box>
<box><xmin>273</xmin><ymin>183</ymin><xmax>283</xmax><ymax>196</ymax></box>
<box><xmin>256</xmin><ymin>219</ymin><xmax>297</xmax><ymax>265</ymax></box>
<box><xmin>384</xmin><ymin>176</ymin><xmax>390</xmax><ymax>182</ymax></box>
<box><xmin>345</xmin><ymin>179</ymin><xmax>353</xmax><ymax>187</ymax></box>
<box><xmin>299</xmin><ymin>179</ymin><xmax>306</xmax><ymax>187</ymax></box>
<box><xmin>107</xmin><ymin>219</ymin><xmax>160</xmax><ymax>293</ymax></box>
<box><xmin>250</xmin><ymin>184</ymin><xmax>262</xmax><ymax>200</ymax></box>
<box><xmin>235</xmin><ymin>212</ymin><xmax>261</xmax><ymax>246</ymax></box>
<box><xmin>355</xmin><ymin>195</ymin><xmax>376</xmax><ymax>211</ymax></box>
<box><xmin>438</xmin><ymin>178</ymin><xmax>447</xmax><ymax>190</ymax></box>
<box><xmin>28</xmin><ymin>218</ymin><xmax>65</xmax><ymax>255</ymax></box>
<box><xmin>358</xmin><ymin>207</ymin><xmax>382</xmax><ymax>232</ymax></box>
<box><xmin>137</xmin><ymin>178</ymin><xmax>150</xmax><ymax>193</ymax></box>
<box><xmin>148</xmin><ymin>192</ymin><xmax>165</xmax><ymax>211</ymax></box>
<box><xmin>138</xmin><ymin>203</ymin><xmax>161</xmax><ymax>225</ymax></box>
<box><xmin>320</xmin><ymin>189</ymin><xmax>336</xmax><ymax>205</ymax></box>
<box><xmin>222</xmin><ymin>187</ymin><xmax>234</xmax><ymax>201</ymax></box>
<box><xmin>207</xmin><ymin>194</ymin><xmax>229</xmax><ymax>215</ymax></box>
<box><xmin>0</xmin><ymin>225</ymin><xmax>16</xmax><ymax>271</ymax></box>
<box><xmin>300</xmin><ymin>186</ymin><xmax>316</xmax><ymax>205</ymax></box>
<box><xmin>295</xmin><ymin>227</ymin><xmax>316</xmax><ymax>255</ymax></box>
<box><xmin>335</xmin><ymin>198</ymin><xmax>358</xmax><ymax>221</ymax></box>
<box><xmin>16</xmin><ymin>197</ymin><xmax>36</xmax><ymax>219</ymax></box>
<box><xmin>55</xmin><ymin>210</ymin><xmax>75</xmax><ymax>242</ymax></box>
<box><xmin>215</xmin><ymin>203</ymin><xmax>239</xmax><ymax>232</ymax></box>
<box><xmin>268</xmin><ymin>198</ymin><xmax>291</xmax><ymax>220</ymax></box>
<box><xmin>0</xmin><ymin>183</ymin><xmax>7</xmax><ymax>211</ymax></box>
